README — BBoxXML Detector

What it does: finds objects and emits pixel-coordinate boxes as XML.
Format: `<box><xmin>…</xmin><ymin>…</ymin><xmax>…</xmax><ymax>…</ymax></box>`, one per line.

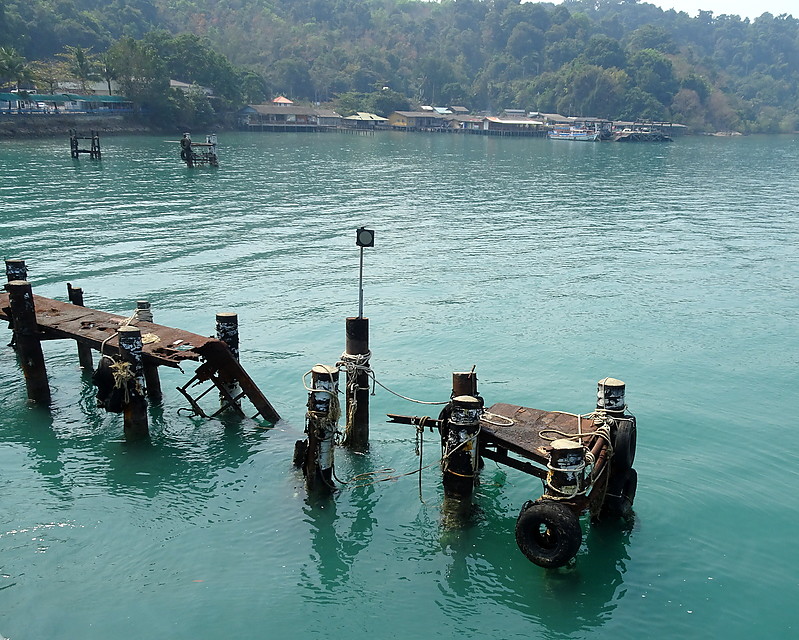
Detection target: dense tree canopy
<box><xmin>1</xmin><ymin>0</ymin><xmax>797</xmax><ymax>132</ymax></box>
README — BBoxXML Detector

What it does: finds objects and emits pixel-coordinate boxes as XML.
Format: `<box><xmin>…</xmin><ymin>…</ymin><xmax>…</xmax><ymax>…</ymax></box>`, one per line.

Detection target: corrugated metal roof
<box><xmin>393</xmin><ymin>111</ymin><xmax>444</xmax><ymax>118</ymax></box>
<box><xmin>344</xmin><ymin>112</ymin><xmax>387</xmax><ymax>121</ymax></box>
<box><xmin>486</xmin><ymin>117</ymin><xmax>543</xmax><ymax>125</ymax></box>
<box><xmin>247</xmin><ymin>104</ymin><xmax>317</xmax><ymax>115</ymax></box>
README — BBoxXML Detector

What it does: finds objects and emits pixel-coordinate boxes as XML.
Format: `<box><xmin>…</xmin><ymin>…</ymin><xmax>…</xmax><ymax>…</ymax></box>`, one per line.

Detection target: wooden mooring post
<box><xmin>5</xmin><ymin>259</ymin><xmax>28</xmax><ymax>282</ymax></box>
<box><xmin>216</xmin><ymin>312</ymin><xmax>241</xmax><ymax>412</ymax></box>
<box><xmin>440</xmin><ymin>371</ymin><xmax>483</xmax><ymax>499</ymax></box>
<box><xmin>67</xmin><ymin>283</ymin><xmax>94</xmax><ymax>371</ymax></box>
<box><xmin>117</xmin><ymin>326</ymin><xmax>149</xmax><ymax>440</ymax></box>
<box><xmin>341</xmin><ymin>316</ymin><xmax>370</xmax><ymax>450</ymax></box>
<box><xmin>297</xmin><ymin>365</ymin><xmax>340</xmax><ymax>492</ymax></box>
<box><xmin>6</xmin><ymin>280</ymin><xmax>51</xmax><ymax>404</ymax></box>
<box><xmin>133</xmin><ymin>300</ymin><xmax>162</xmax><ymax>402</ymax></box>
<box><xmin>441</xmin><ymin>395</ymin><xmax>482</xmax><ymax>499</ymax></box>
<box><xmin>69</xmin><ymin>129</ymin><xmax>101</xmax><ymax>159</ymax></box>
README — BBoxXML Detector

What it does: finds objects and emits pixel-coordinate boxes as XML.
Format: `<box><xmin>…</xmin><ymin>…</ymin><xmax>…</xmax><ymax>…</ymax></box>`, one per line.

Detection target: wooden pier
<box><xmin>69</xmin><ymin>129</ymin><xmax>101</xmax><ymax>159</ymax></box>
<box><xmin>387</xmin><ymin>376</ymin><xmax>637</xmax><ymax>568</ymax></box>
<box><xmin>0</xmin><ymin>285</ymin><xmax>280</xmax><ymax>429</ymax></box>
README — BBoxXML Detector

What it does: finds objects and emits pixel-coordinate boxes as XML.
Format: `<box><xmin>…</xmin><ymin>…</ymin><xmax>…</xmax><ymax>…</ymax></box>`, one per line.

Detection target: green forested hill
<box><xmin>1</xmin><ymin>0</ymin><xmax>797</xmax><ymax>132</ymax></box>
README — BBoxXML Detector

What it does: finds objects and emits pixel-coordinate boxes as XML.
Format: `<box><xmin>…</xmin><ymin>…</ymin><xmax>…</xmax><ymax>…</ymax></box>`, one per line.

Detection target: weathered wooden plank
<box><xmin>0</xmin><ymin>292</ymin><xmax>214</xmax><ymax>368</ymax></box>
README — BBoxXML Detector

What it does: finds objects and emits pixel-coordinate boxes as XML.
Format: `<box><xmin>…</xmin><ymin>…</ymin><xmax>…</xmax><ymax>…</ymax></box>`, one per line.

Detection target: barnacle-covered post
<box><xmin>118</xmin><ymin>325</ymin><xmax>149</xmax><ymax>439</ymax></box>
<box><xmin>67</xmin><ymin>283</ymin><xmax>94</xmax><ymax>371</ymax></box>
<box><xmin>5</xmin><ymin>259</ymin><xmax>28</xmax><ymax>282</ymax></box>
<box><xmin>545</xmin><ymin>439</ymin><xmax>587</xmax><ymax>499</ymax></box>
<box><xmin>6</xmin><ymin>280</ymin><xmax>51</xmax><ymax>404</ymax></box>
<box><xmin>342</xmin><ymin>316</ymin><xmax>370</xmax><ymax>450</ymax></box>
<box><xmin>440</xmin><ymin>394</ymin><xmax>482</xmax><ymax>499</ymax></box>
<box><xmin>132</xmin><ymin>301</ymin><xmax>162</xmax><ymax>402</ymax></box>
<box><xmin>216</xmin><ymin>312</ymin><xmax>242</xmax><ymax>412</ymax></box>
<box><xmin>299</xmin><ymin>365</ymin><xmax>340</xmax><ymax>491</ymax></box>
<box><xmin>596</xmin><ymin>377</ymin><xmax>638</xmax><ymax>519</ymax></box>
<box><xmin>596</xmin><ymin>377</ymin><xmax>626</xmax><ymax>416</ymax></box>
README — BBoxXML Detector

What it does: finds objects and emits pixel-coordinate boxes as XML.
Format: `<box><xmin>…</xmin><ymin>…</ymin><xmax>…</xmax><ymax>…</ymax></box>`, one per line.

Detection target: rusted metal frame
<box><xmin>176</xmin><ymin>380</ymin><xmax>211</xmax><ymax>418</ymax></box>
<box><xmin>386</xmin><ymin>413</ymin><xmax>442</xmax><ymax>429</ymax></box>
<box><xmin>479</xmin><ymin>443</ymin><xmax>547</xmax><ymax>479</ymax></box>
<box><xmin>207</xmin><ymin>372</ymin><xmax>247</xmax><ymax>418</ymax></box>
<box><xmin>196</xmin><ymin>340</ymin><xmax>280</xmax><ymax>423</ymax></box>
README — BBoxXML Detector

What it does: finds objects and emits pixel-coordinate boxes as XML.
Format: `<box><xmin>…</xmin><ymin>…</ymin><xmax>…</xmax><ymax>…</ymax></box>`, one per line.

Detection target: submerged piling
<box><xmin>342</xmin><ymin>316</ymin><xmax>370</xmax><ymax>450</ymax></box>
<box><xmin>117</xmin><ymin>326</ymin><xmax>149</xmax><ymax>439</ymax></box>
<box><xmin>6</xmin><ymin>280</ymin><xmax>50</xmax><ymax>404</ymax></box>
<box><xmin>67</xmin><ymin>283</ymin><xmax>94</xmax><ymax>371</ymax></box>
<box><xmin>440</xmin><ymin>394</ymin><xmax>482</xmax><ymax>499</ymax></box>
<box><xmin>300</xmin><ymin>365</ymin><xmax>340</xmax><ymax>491</ymax></box>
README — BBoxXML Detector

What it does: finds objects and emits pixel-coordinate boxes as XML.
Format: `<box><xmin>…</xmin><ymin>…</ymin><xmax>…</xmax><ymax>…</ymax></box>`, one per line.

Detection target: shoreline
<box><xmin>0</xmin><ymin>114</ymin><xmax>235</xmax><ymax>139</ymax></box>
<box><xmin>0</xmin><ymin>114</ymin><xmax>158</xmax><ymax>138</ymax></box>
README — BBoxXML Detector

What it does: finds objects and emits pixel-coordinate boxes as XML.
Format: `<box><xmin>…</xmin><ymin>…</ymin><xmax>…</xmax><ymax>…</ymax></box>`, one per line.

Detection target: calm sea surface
<box><xmin>1</xmin><ymin>130</ymin><xmax>797</xmax><ymax>638</ymax></box>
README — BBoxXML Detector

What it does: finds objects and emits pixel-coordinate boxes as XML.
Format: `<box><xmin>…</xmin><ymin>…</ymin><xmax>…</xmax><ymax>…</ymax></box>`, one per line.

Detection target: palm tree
<box><xmin>98</xmin><ymin>52</ymin><xmax>117</xmax><ymax>95</ymax></box>
<box><xmin>0</xmin><ymin>47</ymin><xmax>30</xmax><ymax>91</ymax></box>
<box><xmin>58</xmin><ymin>45</ymin><xmax>99</xmax><ymax>93</ymax></box>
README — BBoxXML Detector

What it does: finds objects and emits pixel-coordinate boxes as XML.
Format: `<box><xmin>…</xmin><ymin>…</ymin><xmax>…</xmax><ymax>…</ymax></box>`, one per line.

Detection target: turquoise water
<box><xmin>1</xmin><ymin>131</ymin><xmax>798</xmax><ymax>638</ymax></box>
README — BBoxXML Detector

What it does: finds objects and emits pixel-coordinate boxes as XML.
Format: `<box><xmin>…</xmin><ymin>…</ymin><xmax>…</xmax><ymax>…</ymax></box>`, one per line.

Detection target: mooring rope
<box><xmin>480</xmin><ymin>411</ymin><xmax>515</xmax><ymax>427</ymax></box>
<box><xmin>109</xmin><ymin>359</ymin><xmax>137</xmax><ymax>404</ymax></box>
<box><xmin>99</xmin><ymin>309</ymin><xmax>139</xmax><ymax>357</ymax></box>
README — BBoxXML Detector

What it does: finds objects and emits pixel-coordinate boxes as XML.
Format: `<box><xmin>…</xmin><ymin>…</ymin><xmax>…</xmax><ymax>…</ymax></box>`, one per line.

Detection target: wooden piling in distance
<box><xmin>117</xmin><ymin>325</ymin><xmax>149</xmax><ymax>439</ymax></box>
<box><xmin>216</xmin><ymin>312</ymin><xmax>242</xmax><ymax>412</ymax></box>
<box><xmin>342</xmin><ymin>316</ymin><xmax>370</xmax><ymax>450</ymax></box>
<box><xmin>67</xmin><ymin>283</ymin><xmax>94</xmax><ymax>371</ymax></box>
<box><xmin>6</xmin><ymin>280</ymin><xmax>51</xmax><ymax>404</ymax></box>
<box><xmin>5</xmin><ymin>259</ymin><xmax>27</xmax><ymax>282</ymax></box>
<box><xmin>134</xmin><ymin>301</ymin><xmax>162</xmax><ymax>402</ymax></box>
<box><xmin>302</xmin><ymin>364</ymin><xmax>340</xmax><ymax>491</ymax></box>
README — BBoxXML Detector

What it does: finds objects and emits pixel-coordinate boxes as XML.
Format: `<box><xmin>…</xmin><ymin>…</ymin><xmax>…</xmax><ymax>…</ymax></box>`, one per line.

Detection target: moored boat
<box><xmin>548</xmin><ymin>127</ymin><xmax>600</xmax><ymax>141</ymax></box>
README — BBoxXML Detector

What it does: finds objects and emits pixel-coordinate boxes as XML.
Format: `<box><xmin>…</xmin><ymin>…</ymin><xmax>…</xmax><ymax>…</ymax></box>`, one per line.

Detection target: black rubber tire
<box><xmin>515</xmin><ymin>501</ymin><xmax>582</xmax><ymax>568</ymax></box>
<box><xmin>600</xmin><ymin>467</ymin><xmax>638</xmax><ymax>520</ymax></box>
<box><xmin>612</xmin><ymin>419</ymin><xmax>637</xmax><ymax>472</ymax></box>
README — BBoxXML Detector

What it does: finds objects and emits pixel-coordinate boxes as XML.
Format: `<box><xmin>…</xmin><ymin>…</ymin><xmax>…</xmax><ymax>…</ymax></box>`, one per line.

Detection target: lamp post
<box><xmin>343</xmin><ymin>226</ymin><xmax>375</xmax><ymax>451</ymax></box>
<box><xmin>355</xmin><ymin>226</ymin><xmax>374</xmax><ymax>319</ymax></box>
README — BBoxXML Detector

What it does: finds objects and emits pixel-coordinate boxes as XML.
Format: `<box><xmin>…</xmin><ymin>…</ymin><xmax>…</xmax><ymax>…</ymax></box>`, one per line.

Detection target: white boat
<box><xmin>548</xmin><ymin>127</ymin><xmax>600</xmax><ymax>141</ymax></box>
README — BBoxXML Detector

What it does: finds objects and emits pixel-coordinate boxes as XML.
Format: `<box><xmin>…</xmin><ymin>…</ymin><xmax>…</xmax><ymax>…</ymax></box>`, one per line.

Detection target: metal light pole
<box><xmin>355</xmin><ymin>226</ymin><xmax>374</xmax><ymax>318</ymax></box>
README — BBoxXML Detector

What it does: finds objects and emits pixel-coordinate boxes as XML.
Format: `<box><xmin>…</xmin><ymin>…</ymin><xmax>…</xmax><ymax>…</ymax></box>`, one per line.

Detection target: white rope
<box><xmin>480</xmin><ymin>410</ymin><xmax>515</xmax><ymax>427</ymax></box>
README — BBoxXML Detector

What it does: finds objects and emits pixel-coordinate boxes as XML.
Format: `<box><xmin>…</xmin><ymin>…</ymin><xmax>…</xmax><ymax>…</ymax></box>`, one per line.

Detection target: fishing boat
<box><xmin>548</xmin><ymin>126</ymin><xmax>600</xmax><ymax>141</ymax></box>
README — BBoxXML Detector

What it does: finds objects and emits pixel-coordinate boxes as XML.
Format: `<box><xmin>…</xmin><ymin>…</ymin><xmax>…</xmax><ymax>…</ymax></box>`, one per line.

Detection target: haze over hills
<box><xmin>1</xmin><ymin>0</ymin><xmax>797</xmax><ymax>132</ymax></box>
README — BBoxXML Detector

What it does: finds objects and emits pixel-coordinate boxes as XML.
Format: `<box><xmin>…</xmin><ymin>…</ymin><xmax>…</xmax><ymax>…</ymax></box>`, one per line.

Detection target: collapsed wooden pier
<box><xmin>1</xmin><ymin>261</ymin><xmax>279</xmax><ymax>439</ymax></box>
<box><xmin>387</xmin><ymin>374</ymin><xmax>637</xmax><ymax>568</ymax></box>
<box><xmin>69</xmin><ymin>129</ymin><xmax>101</xmax><ymax>159</ymax></box>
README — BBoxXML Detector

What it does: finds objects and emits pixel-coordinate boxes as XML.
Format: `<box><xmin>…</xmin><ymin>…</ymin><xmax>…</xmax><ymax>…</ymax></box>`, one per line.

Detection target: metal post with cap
<box><xmin>343</xmin><ymin>226</ymin><xmax>374</xmax><ymax>450</ymax></box>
